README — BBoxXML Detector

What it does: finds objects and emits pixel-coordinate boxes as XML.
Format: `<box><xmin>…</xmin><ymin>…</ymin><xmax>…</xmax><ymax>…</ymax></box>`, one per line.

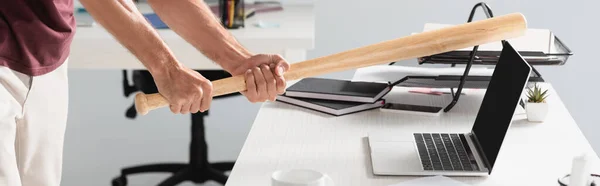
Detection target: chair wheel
<box><xmin>112</xmin><ymin>176</ymin><xmax>127</xmax><ymax>186</ymax></box>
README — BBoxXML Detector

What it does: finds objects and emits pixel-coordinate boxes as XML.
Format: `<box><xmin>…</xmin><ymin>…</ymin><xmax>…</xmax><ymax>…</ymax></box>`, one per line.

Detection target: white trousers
<box><xmin>0</xmin><ymin>60</ymin><xmax>69</xmax><ymax>186</ymax></box>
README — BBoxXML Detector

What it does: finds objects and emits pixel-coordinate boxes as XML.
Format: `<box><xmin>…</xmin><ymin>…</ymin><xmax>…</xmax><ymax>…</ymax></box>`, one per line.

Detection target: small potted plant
<box><xmin>525</xmin><ymin>84</ymin><xmax>549</xmax><ymax>122</ymax></box>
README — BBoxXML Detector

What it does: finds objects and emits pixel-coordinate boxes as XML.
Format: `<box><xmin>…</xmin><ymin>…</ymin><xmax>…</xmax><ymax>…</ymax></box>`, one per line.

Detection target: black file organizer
<box><xmin>389</xmin><ymin>2</ymin><xmax>573</xmax><ymax>112</ymax></box>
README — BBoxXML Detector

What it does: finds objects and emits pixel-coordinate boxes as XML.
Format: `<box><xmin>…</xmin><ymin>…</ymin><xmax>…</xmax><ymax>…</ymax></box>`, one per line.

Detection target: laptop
<box><xmin>367</xmin><ymin>41</ymin><xmax>532</xmax><ymax>176</ymax></box>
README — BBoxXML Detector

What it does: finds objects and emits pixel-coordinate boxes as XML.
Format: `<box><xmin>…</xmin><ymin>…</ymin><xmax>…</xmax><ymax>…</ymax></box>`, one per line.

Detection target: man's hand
<box><xmin>230</xmin><ymin>54</ymin><xmax>290</xmax><ymax>102</ymax></box>
<box><xmin>152</xmin><ymin>63</ymin><xmax>213</xmax><ymax>114</ymax></box>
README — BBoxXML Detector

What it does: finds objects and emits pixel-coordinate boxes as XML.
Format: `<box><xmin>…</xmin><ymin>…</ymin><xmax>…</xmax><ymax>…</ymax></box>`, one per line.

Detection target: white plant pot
<box><xmin>526</xmin><ymin>102</ymin><xmax>548</xmax><ymax>122</ymax></box>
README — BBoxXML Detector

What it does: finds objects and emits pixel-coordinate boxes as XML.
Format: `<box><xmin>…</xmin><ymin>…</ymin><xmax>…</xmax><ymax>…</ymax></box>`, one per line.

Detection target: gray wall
<box><xmin>62</xmin><ymin>0</ymin><xmax>600</xmax><ymax>185</ymax></box>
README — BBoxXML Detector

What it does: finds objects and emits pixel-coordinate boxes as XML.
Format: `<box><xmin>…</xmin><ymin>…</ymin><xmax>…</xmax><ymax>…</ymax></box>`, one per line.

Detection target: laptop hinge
<box><xmin>470</xmin><ymin>132</ymin><xmax>493</xmax><ymax>174</ymax></box>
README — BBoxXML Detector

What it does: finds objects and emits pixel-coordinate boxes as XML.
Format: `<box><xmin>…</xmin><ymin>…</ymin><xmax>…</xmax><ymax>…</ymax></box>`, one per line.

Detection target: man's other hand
<box><xmin>230</xmin><ymin>54</ymin><xmax>290</xmax><ymax>102</ymax></box>
<box><xmin>153</xmin><ymin>63</ymin><xmax>213</xmax><ymax>114</ymax></box>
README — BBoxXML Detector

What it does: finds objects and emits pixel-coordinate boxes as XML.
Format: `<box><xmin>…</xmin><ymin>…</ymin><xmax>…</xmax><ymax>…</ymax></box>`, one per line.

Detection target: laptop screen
<box><xmin>471</xmin><ymin>42</ymin><xmax>532</xmax><ymax>173</ymax></box>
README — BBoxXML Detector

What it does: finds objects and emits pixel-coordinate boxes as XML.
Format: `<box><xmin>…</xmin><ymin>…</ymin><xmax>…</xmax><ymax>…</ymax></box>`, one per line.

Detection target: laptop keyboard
<box><xmin>414</xmin><ymin>133</ymin><xmax>477</xmax><ymax>171</ymax></box>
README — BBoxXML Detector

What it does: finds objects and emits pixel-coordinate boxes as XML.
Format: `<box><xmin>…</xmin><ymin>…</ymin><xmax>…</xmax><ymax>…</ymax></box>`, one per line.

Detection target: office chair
<box><xmin>113</xmin><ymin>70</ymin><xmax>239</xmax><ymax>186</ymax></box>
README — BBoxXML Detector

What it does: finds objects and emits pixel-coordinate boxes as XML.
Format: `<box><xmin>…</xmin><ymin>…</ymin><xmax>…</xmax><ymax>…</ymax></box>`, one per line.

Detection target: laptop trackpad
<box><xmin>369</xmin><ymin>140</ymin><xmax>424</xmax><ymax>175</ymax></box>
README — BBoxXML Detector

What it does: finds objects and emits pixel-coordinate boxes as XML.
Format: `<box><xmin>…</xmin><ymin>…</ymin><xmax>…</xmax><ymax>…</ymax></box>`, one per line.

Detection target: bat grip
<box><xmin>135</xmin><ymin>75</ymin><xmax>247</xmax><ymax>115</ymax></box>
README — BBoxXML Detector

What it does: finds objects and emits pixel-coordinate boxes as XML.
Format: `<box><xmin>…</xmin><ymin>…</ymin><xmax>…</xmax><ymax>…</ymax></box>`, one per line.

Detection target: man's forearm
<box><xmin>79</xmin><ymin>0</ymin><xmax>180</xmax><ymax>75</ymax></box>
<box><xmin>147</xmin><ymin>0</ymin><xmax>252</xmax><ymax>73</ymax></box>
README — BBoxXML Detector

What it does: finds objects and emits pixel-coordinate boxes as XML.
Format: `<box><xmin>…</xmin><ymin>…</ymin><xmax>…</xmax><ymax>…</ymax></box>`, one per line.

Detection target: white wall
<box><xmin>61</xmin><ymin>0</ymin><xmax>600</xmax><ymax>185</ymax></box>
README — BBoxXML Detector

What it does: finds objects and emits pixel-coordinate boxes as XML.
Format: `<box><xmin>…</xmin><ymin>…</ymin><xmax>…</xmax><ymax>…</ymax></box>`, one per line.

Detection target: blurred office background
<box><xmin>63</xmin><ymin>0</ymin><xmax>599</xmax><ymax>185</ymax></box>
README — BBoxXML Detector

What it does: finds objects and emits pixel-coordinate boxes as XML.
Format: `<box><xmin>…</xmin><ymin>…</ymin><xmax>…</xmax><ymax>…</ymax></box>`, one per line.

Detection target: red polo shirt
<box><xmin>0</xmin><ymin>0</ymin><xmax>76</xmax><ymax>76</ymax></box>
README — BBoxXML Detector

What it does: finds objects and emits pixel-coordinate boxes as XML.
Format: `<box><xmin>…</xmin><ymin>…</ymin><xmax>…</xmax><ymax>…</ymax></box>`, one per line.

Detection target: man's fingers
<box><xmin>232</xmin><ymin>54</ymin><xmax>290</xmax><ymax>103</ymax></box>
<box><xmin>199</xmin><ymin>83</ymin><xmax>212</xmax><ymax>112</ymax></box>
<box><xmin>245</xmin><ymin>70</ymin><xmax>258</xmax><ymax>102</ymax></box>
<box><xmin>190</xmin><ymin>94</ymin><xmax>201</xmax><ymax>113</ymax></box>
<box><xmin>269</xmin><ymin>55</ymin><xmax>289</xmax><ymax>95</ymax></box>
<box><xmin>252</xmin><ymin>67</ymin><xmax>268</xmax><ymax>101</ymax></box>
<box><xmin>200</xmin><ymin>94</ymin><xmax>211</xmax><ymax>112</ymax></box>
<box><xmin>260</xmin><ymin>64</ymin><xmax>277</xmax><ymax>101</ymax></box>
<box><xmin>181</xmin><ymin>102</ymin><xmax>193</xmax><ymax>114</ymax></box>
<box><xmin>271</xmin><ymin>55</ymin><xmax>290</xmax><ymax>76</ymax></box>
<box><xmin>170</xmin><ymin>104</ymin><xmax>182</xmax><ymax>114</ymax></box>
<box><xmin>276</xmin><ymin>75</ymin><xmax>286</xmax><ymax>95</ymax></box>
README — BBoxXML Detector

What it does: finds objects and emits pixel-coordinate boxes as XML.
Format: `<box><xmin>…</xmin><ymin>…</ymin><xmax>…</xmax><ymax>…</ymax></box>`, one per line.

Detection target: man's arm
<box><xmin>146</xmin><ymin>0</ymin><xmax>252</xmax><ymax>73</ymax></box>
<box><xmin>79</xmin><ymin>0</ymin><xmax>215</xmax><ymax>114</ymax></box>
<box><xmin>147</xmin><ymin>0</ymin><xmax>290</xmax><ymax>102</ymax></box>
<box><xmin>79</xmin><ymin>0</ymin><xmax>289</xmax><ymax>113</ymax></box>
<box><xmin>79</xmin><ymin>0</ymin><xmax>176</xmax><ymax>74</ymax></box>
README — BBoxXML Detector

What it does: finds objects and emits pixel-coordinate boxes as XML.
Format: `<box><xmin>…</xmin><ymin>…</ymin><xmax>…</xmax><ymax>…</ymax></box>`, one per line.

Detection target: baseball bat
<box><xmin>135</xmin><ymin>13</ymin><xmax>527</xmax><ymax>115</ymax></box>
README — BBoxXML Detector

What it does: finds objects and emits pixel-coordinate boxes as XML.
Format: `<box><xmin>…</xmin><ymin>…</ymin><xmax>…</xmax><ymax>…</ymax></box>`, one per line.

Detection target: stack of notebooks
<box><xmin>276</xmin><ymin>78</ymin><xmax>392</xmax><ymax>116</ymax></box>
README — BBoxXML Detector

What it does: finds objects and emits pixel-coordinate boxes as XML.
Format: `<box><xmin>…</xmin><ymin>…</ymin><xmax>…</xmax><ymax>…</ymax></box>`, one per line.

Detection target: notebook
<box><xmin>276</xmin><ymin>94</ymin><xmax>385</xmax><ymax>116</ymax></box>
<box><xmin>285</xmin><ymin>78</ymin><xmax>392</xmax><ymax>103</ymax></box>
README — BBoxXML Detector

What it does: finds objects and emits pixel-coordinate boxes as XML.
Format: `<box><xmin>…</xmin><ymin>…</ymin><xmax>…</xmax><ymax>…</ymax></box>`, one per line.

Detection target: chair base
<box><xmin>111</xmin><ymin>162</ymin><xmax>235</xmax><ymax>186</ymax></box>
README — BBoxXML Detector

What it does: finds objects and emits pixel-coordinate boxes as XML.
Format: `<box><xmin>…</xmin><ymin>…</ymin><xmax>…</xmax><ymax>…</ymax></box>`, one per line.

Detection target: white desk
<box><xmin>69</xmin><ymin>3</ymin><xmax>314</xmax><ymax>69</ymax></box>
<box><xmin>226</xmin><ymin>66</ymin><xmax>600</xmax><ymax>185</ymax></box>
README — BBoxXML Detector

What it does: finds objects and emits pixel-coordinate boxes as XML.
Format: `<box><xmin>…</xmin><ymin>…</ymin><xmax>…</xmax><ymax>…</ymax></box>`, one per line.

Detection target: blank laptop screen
<box><xmin>471</xmin><ymin>42</ymin><xmax>532</xmax><ymax>172</ymax></box>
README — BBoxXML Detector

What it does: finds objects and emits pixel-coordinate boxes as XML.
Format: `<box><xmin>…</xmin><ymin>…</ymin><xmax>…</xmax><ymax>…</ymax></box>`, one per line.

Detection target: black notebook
<box><xmin>285</xmin><ymin>78</ymin><xmax>392</xmax><ymax>103</ymax></box>
<box><xmin>276</xmin><ymin>94</ymin><xmax>385</xmax><ymax>116</ymax></box>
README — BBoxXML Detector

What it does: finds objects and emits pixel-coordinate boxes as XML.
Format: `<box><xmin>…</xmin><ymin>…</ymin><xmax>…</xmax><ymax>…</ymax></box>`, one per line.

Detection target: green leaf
<box><xmin>526</xmin><ymin>84</ymin><xmax>549</xmax><ymax>103</ymax></box>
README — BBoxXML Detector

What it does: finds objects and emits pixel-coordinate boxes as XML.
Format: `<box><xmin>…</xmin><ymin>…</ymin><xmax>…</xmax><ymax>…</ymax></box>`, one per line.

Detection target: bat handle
<box><xmin>134</xmin><ymin>75</ymin><xmax>247</xmax><ymax>115</ymax></box>
<box><xmin>135</xmin><ymin>92</ymin><xmax>169</xmax><ymax>115</ymax></box>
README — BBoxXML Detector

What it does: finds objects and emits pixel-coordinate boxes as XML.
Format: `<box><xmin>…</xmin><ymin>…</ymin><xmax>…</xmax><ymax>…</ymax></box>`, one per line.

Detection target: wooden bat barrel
<box><xmin>135</xmin><ymin>13</ymin><xmax>527</xmax><ymax>115</ymax></box>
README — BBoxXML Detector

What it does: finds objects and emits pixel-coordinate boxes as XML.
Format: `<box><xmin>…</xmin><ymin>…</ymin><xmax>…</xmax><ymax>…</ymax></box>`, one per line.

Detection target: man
<box><xmin>0</xmin><ymin>0</ymin><xmax>289</xmax><ymax>185</ymax></box>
